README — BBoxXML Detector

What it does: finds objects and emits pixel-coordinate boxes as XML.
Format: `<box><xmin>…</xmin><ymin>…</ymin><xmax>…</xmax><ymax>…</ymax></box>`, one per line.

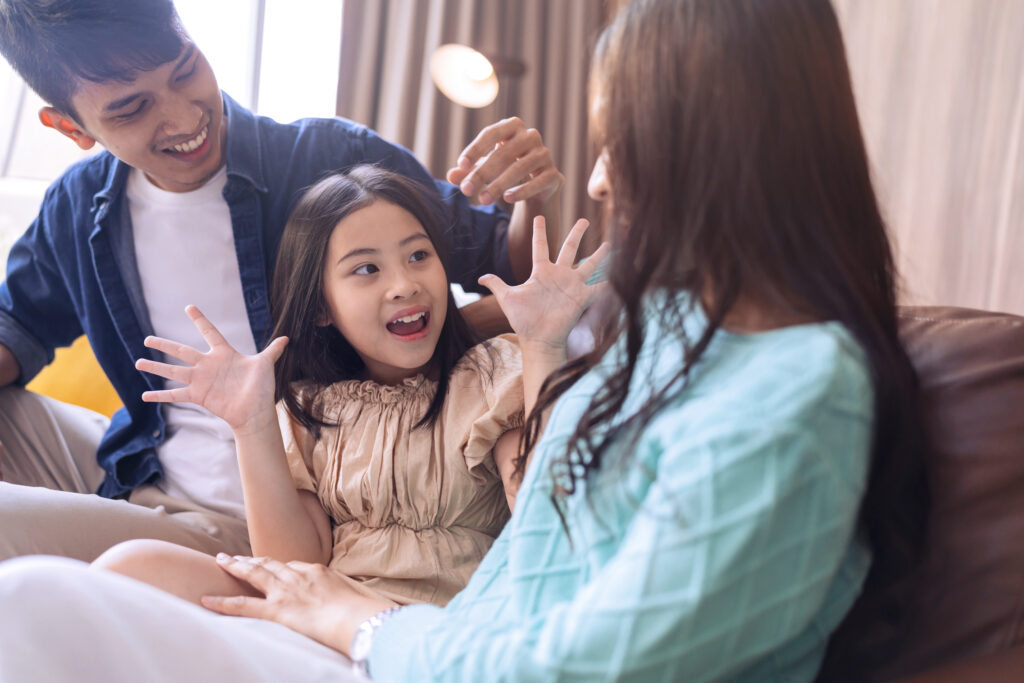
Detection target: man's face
<box><xmin>68</xmin><ymin>42</ymin><xmax>226</xmax><ymax>193</ymax></box>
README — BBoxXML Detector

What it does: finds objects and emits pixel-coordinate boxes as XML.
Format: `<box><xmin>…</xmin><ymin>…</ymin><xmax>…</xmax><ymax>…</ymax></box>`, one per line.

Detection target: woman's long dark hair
<box><xmin>516</xmin><ymin>0</ymin><xmax>928</xmax><ymax>677</ymax></box>
<box><xmin>269</xmin><ymin>165</ymin><xmax>481</xmax><ymax>435</ymax></box>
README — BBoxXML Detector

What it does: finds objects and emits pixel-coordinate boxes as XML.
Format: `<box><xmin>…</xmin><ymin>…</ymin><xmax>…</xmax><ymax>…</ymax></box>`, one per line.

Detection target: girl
<box><xmin>89</xmin><ymin>165</ymin><xmax>584</xmax><ymax>608</ymax></box>
<box><xmin>0</xmin><ymin>1</ymin><xmax>925</xmax><ymax>681</ymax></box>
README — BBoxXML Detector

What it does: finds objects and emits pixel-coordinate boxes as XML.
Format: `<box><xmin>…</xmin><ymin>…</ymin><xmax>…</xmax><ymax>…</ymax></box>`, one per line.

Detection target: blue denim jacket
<box><xmin>0</xmin><ymin>93</ymin><xmax>512</xmax><ymax>498</ymax></box>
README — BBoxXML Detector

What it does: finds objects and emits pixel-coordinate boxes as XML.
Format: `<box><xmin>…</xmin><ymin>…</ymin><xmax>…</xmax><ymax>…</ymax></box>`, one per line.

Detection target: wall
<box><xmin>833</xmin><ymin>0</ymin><xmax>1024</xmax><ymax>315</ymax></box>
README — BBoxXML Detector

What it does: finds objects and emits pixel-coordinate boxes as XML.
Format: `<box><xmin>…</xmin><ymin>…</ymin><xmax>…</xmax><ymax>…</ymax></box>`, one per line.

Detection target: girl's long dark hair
<box><xmin>269</xmin><ymin>165</ymin><xmax>480</xmax><ymax>435</ymax></box>
<box><xmin>516</xmin><ymin>0</ymin><xmax>928</xmax><ymax>677</ymax></box>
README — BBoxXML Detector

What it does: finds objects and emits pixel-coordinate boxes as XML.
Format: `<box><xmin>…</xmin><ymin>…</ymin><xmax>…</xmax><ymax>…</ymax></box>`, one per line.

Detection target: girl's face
<box><xmin>319</xmin><ymin>200</ymin><xmax>449</xmax><ymax>385</ymax></box>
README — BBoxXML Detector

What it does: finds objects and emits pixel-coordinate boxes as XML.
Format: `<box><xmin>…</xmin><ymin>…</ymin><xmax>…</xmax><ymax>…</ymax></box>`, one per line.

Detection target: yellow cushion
<box><xmin>26</xmin><ymin>335</ymin><xmax>122</xmax><ymax>417</ymax></box>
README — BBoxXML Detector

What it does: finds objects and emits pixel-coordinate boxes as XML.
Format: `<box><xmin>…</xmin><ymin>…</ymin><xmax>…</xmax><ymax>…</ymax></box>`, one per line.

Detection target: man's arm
<box><xmin>0</xmin><ymin>342</ymin><xmax>22</xmax><ymax>387</ymax></box>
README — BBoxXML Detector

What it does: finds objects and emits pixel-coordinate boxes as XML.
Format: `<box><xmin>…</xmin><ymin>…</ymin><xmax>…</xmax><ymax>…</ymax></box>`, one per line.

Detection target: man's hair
<box><xmin>0</xmin><ymin>0</ymin><xmax>186</xmax><ymax>120</ymax></box>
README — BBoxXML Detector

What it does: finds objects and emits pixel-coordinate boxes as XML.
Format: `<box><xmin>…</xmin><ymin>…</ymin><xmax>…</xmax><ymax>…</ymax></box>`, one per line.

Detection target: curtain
<box><xmin>833</xmin><ymin>0</ymin><xmax>1024</xmax><ymax>315</ymax></box>
<box><xmin>336</xmin><ymin>0</ymin><xmax>608</xmax><ymax>251</ymax></box>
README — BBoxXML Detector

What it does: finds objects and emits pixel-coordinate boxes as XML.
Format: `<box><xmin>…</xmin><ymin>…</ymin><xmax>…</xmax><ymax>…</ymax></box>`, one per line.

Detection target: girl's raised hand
<box><xmin>135</xmin><ymin>305</ymin><xmax>289</xmax><ymax>436</ymax></box>
<box><xmin>479</xmin><ymin>217</ymin><xmax>610</xmax><ymax>352</ymax></box>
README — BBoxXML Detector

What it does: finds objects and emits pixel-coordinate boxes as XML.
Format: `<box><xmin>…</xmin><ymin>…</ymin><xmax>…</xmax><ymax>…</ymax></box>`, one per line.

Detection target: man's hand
<box><xmin>449</xmin><ymin>119</ymin><xmax>565</xmax><ymax>282</ymax></box>
<box><xmin>447</xmin><ymin>118</ymin><xmax>563</xmax><ymax>208</ymax></box>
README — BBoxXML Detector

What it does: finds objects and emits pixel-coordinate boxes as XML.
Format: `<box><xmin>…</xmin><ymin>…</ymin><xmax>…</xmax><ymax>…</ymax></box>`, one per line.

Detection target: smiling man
<box><xmin>0</xmin><ymin>0</ymin><xmax>563</xmax><ymax>562</ymax></box>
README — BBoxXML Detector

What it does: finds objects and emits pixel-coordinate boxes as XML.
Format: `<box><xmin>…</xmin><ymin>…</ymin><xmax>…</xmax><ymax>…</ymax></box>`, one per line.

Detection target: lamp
<box><xmin>430</xmin><ymin>44</ymin><xmax>526</xmax><ymax>109</ymax></box>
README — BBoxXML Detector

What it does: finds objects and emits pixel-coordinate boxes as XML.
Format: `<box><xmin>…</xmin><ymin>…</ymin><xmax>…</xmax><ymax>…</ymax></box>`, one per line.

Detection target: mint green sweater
<box><xmin>371</xmin><ymin>293</ymin><xmax>873</xmax><ymax>681</ymax></box>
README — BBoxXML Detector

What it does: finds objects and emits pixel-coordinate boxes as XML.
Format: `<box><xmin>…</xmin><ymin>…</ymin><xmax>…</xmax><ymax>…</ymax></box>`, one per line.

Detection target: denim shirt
<box><xmin>0</xmin><ymin>92</ymin><xmax>512</xmax><ymax>498</ymax></box>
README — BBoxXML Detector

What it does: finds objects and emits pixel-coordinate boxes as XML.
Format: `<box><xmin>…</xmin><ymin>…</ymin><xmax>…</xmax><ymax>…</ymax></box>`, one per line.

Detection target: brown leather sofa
<box><xmin>839</xmin><ymin>306</ymin><xmax>1024</xmax><ymax>681</ymax></box>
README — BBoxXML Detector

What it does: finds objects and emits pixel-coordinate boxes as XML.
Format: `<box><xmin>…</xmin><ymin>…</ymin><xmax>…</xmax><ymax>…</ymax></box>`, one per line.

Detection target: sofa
<box><xmin>830</xmin><ymin>305</ymin><xmax>1024</xmax><ymax>681</ymax></box>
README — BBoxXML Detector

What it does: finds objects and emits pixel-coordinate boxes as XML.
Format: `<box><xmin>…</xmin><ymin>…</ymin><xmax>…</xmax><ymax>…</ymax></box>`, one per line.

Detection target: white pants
<box><xmin>0</xmin><ymin>556</ymin><xmax>364</xmax><ymax>683</ymax></box>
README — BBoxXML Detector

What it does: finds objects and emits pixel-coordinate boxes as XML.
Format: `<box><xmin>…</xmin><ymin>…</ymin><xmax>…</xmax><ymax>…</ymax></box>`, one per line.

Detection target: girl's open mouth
<box><xmin>386</xmin><ymin>311</ymin><xmax>429</xmax><ymax>337</ymax></box>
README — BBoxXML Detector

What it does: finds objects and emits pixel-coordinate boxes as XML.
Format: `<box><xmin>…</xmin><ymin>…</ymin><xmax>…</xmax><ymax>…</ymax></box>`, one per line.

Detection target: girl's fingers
<box><xmin>185</xmin><ymin>305</ymin><xmax>230</xmax><ymax>349</ymax></box>
<box><xmin>477</xmin><ymin>274</ymin><xmax>511</xmax><ymax>299</ymax></box>
<box><xmin>532</xmin><ymin>216</ymin><xmax>550</xmax><ymax>266</ymax></box>
<box><xmin>577</xmin><ymin>241</ymin><xmax>612</xmax><ymax>281</ymax></box>
<box><xmin>135</xmin><ymin>358</ymin><xmax>191</xmax><ymax>384</ymax></box>
<box><xmin>143</xmin><ymin>335</ymin><xmax>201</xmax><ymax>364</ymax></box>
<box><xmin>200</xmin><ymin>594</ymin><xmax>267</xmax><ymax>619</ymax></box>
<box><xmin>261</xmin><ymin>336</ymin><xmax>289</xmax><ymax>364</ymax></box>
<box><xmin>556</xmin><ymin>219</ymin><xmax>590</xmax><ymax>267</ymax></box>
<box><xmin>141</xmin><ymin>387</ymin><xmax>192</xmax><ymax>403</ymax></box>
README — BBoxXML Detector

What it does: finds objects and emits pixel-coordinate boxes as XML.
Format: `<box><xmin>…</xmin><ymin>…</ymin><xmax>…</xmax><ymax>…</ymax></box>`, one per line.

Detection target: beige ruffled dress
<box><xmin>279</xmin><ymin>335</ymin><xmax>523</xmax><ymax>607</ymax></box>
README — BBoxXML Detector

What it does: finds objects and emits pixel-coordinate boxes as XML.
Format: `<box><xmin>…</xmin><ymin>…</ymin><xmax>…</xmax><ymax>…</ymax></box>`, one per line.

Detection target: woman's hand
<box><xmin>135</xmin><ymin>305</ymin><xmax>288</xmax><ymax>436</ymax></box>
<box><xmin>479</xmin><ymin>216</ymin><xmax>609</xmax><ymax>354</ymax></box>
<box><xmin>201</xmin><ymin>554</ymin><xmax>392</xmax><ymax>656</ymax></box>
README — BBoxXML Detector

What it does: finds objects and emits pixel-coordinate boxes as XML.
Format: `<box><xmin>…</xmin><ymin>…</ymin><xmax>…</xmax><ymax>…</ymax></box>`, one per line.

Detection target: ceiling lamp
<box><xmin>430</xmin><ymin>44</ymin><xmax>525</xmax><ymax>109</ymax></box>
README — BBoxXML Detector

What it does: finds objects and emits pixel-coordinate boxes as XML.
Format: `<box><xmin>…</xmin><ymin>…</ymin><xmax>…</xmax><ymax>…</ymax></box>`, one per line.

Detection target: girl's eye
<box><xmin>354</xmin><ymin>264</ymin><xmax>379</xmax><ymax>275</ymax></box>
<box><xmin>410</xmin><ymin>250</ymin><xmax>430</xmax><ymax>263</ymax></box>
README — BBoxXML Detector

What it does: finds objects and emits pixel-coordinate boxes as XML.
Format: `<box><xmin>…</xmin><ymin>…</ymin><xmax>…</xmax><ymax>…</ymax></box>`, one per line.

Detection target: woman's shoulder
<box><xmin>636</xmin><ymin>321</ymin><xmax>874</xmax><ymax>494</ymax></box>
<box><xmin>697</xmin><ymin>320</ymin><xmax>873</xmax><ymax>429</ymax></box>
<box><xmin>751</xmin><ymin>321</ymin><xmax>870</xmax><ymax>400</ymax></box>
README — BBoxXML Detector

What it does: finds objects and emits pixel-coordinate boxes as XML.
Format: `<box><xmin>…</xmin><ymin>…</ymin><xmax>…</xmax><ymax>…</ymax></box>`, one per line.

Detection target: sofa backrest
<box><xmin>882</xmin><ymin>306</ymin><xmax>1024</xmax><ymax>677</ymax></box>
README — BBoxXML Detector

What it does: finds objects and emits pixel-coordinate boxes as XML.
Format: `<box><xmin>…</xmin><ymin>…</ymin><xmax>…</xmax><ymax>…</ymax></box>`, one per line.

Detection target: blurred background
<box><xmin>1</xmin><ymin>0</ymin><xmax>1022</xmax><ymax>316</ymax></box>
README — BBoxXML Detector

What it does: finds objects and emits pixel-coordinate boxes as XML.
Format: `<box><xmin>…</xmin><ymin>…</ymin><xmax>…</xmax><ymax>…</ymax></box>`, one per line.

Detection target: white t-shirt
<box><xmin>127</xmin><ymin>166</ymin><xmax>255</xmax><ymax>519</ymax></box>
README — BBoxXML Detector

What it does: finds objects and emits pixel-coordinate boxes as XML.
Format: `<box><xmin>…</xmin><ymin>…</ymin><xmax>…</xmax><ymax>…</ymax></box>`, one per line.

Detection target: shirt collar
<box><xmin>222</xmin><ymin>91</ymin><xmax>268</xmax><ymax>194</ymax></box>
<box><xmin>92</xmin><ymin>156</ymin><xmax>130</xmax><ymax>223</ymax></box>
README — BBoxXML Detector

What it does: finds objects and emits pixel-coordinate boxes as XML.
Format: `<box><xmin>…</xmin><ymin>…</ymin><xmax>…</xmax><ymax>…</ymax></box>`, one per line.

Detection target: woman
<box><xmin>0</xmin><ymin>0</ymin><xmax>925</xmax><ymax>680</ymax></box>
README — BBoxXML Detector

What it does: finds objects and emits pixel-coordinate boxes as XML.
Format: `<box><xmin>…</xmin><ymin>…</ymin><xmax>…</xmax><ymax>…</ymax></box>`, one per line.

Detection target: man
<box><xmin>0</xmin><ymin>0</ymin><xmax>562</xmax><ymax>561</ymax></box>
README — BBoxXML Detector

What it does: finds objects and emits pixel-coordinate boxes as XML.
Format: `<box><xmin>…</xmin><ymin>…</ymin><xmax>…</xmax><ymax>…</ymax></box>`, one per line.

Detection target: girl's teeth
<box><xmin>172</xmin><ymin>126</ymin><xmax>208</xmax><ymax>153</ymax></box>
<box><xmin>394</xmin><ymin>312</ymin><xmax>425</xmax><ymax>324</ymax></box>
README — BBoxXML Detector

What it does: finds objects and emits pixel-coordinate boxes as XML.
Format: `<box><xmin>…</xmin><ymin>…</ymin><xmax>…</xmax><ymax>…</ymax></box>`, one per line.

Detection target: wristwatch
<box><xmin>350</xmin><ymin>606</ymin><xmax>403</xmax><ymax>677</ymax></box>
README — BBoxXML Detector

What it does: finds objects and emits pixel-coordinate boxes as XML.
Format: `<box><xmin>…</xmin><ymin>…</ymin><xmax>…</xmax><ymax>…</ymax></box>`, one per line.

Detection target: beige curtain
<box><xmin>336</xmin><ymin>0</ymin><xmax>608</xmax><ymax>250</ymax></box>
<box><xmin>833</xmin><ymin>0</ymin><xmax>1024</xmax><ymax>315</ymax></box>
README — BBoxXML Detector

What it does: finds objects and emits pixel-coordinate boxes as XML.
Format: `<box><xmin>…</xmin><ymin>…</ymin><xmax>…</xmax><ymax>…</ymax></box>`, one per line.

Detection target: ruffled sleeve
<box><xmin>276</xmin><ymin>394</ymin><xmax>322</xmax><ymax>495</ymax></box>
<box><xmin>447</xmin><ymin>334</ymin><xmax>525</xmax><ymax>478</ymax></box>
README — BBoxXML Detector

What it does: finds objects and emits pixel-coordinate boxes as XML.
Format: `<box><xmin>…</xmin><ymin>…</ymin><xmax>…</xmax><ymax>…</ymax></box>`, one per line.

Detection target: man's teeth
<box><xmin>393</xmin><ymin>312</ymin><xmax>426</xmax><ymax>324</ymax></box>
<box><xmin>171</xmin><ymin>126</ymin><xmax>208</xmax><ymax>153</ymax></box>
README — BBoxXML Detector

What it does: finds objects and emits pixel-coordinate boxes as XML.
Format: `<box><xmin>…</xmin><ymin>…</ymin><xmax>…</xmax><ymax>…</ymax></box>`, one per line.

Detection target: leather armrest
<box><xmin>896</xmin><ymin>642</ymin><xmax>1024</xmax><ymax>682</ymax></box>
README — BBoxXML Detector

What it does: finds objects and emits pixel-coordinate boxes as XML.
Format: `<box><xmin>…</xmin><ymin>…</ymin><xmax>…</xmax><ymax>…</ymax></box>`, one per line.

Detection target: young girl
<box><xmin>90</xmin><ymin>165</ymin><xmax>541</xmax><ymax>607</ymax></box>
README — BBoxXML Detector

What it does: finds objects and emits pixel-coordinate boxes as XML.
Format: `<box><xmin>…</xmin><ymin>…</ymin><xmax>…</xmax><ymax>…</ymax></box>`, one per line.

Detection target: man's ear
<box><xmin>38</xmin><ymin>107</ymin><xmax>96</xmax><ymax>150</ymax></box>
